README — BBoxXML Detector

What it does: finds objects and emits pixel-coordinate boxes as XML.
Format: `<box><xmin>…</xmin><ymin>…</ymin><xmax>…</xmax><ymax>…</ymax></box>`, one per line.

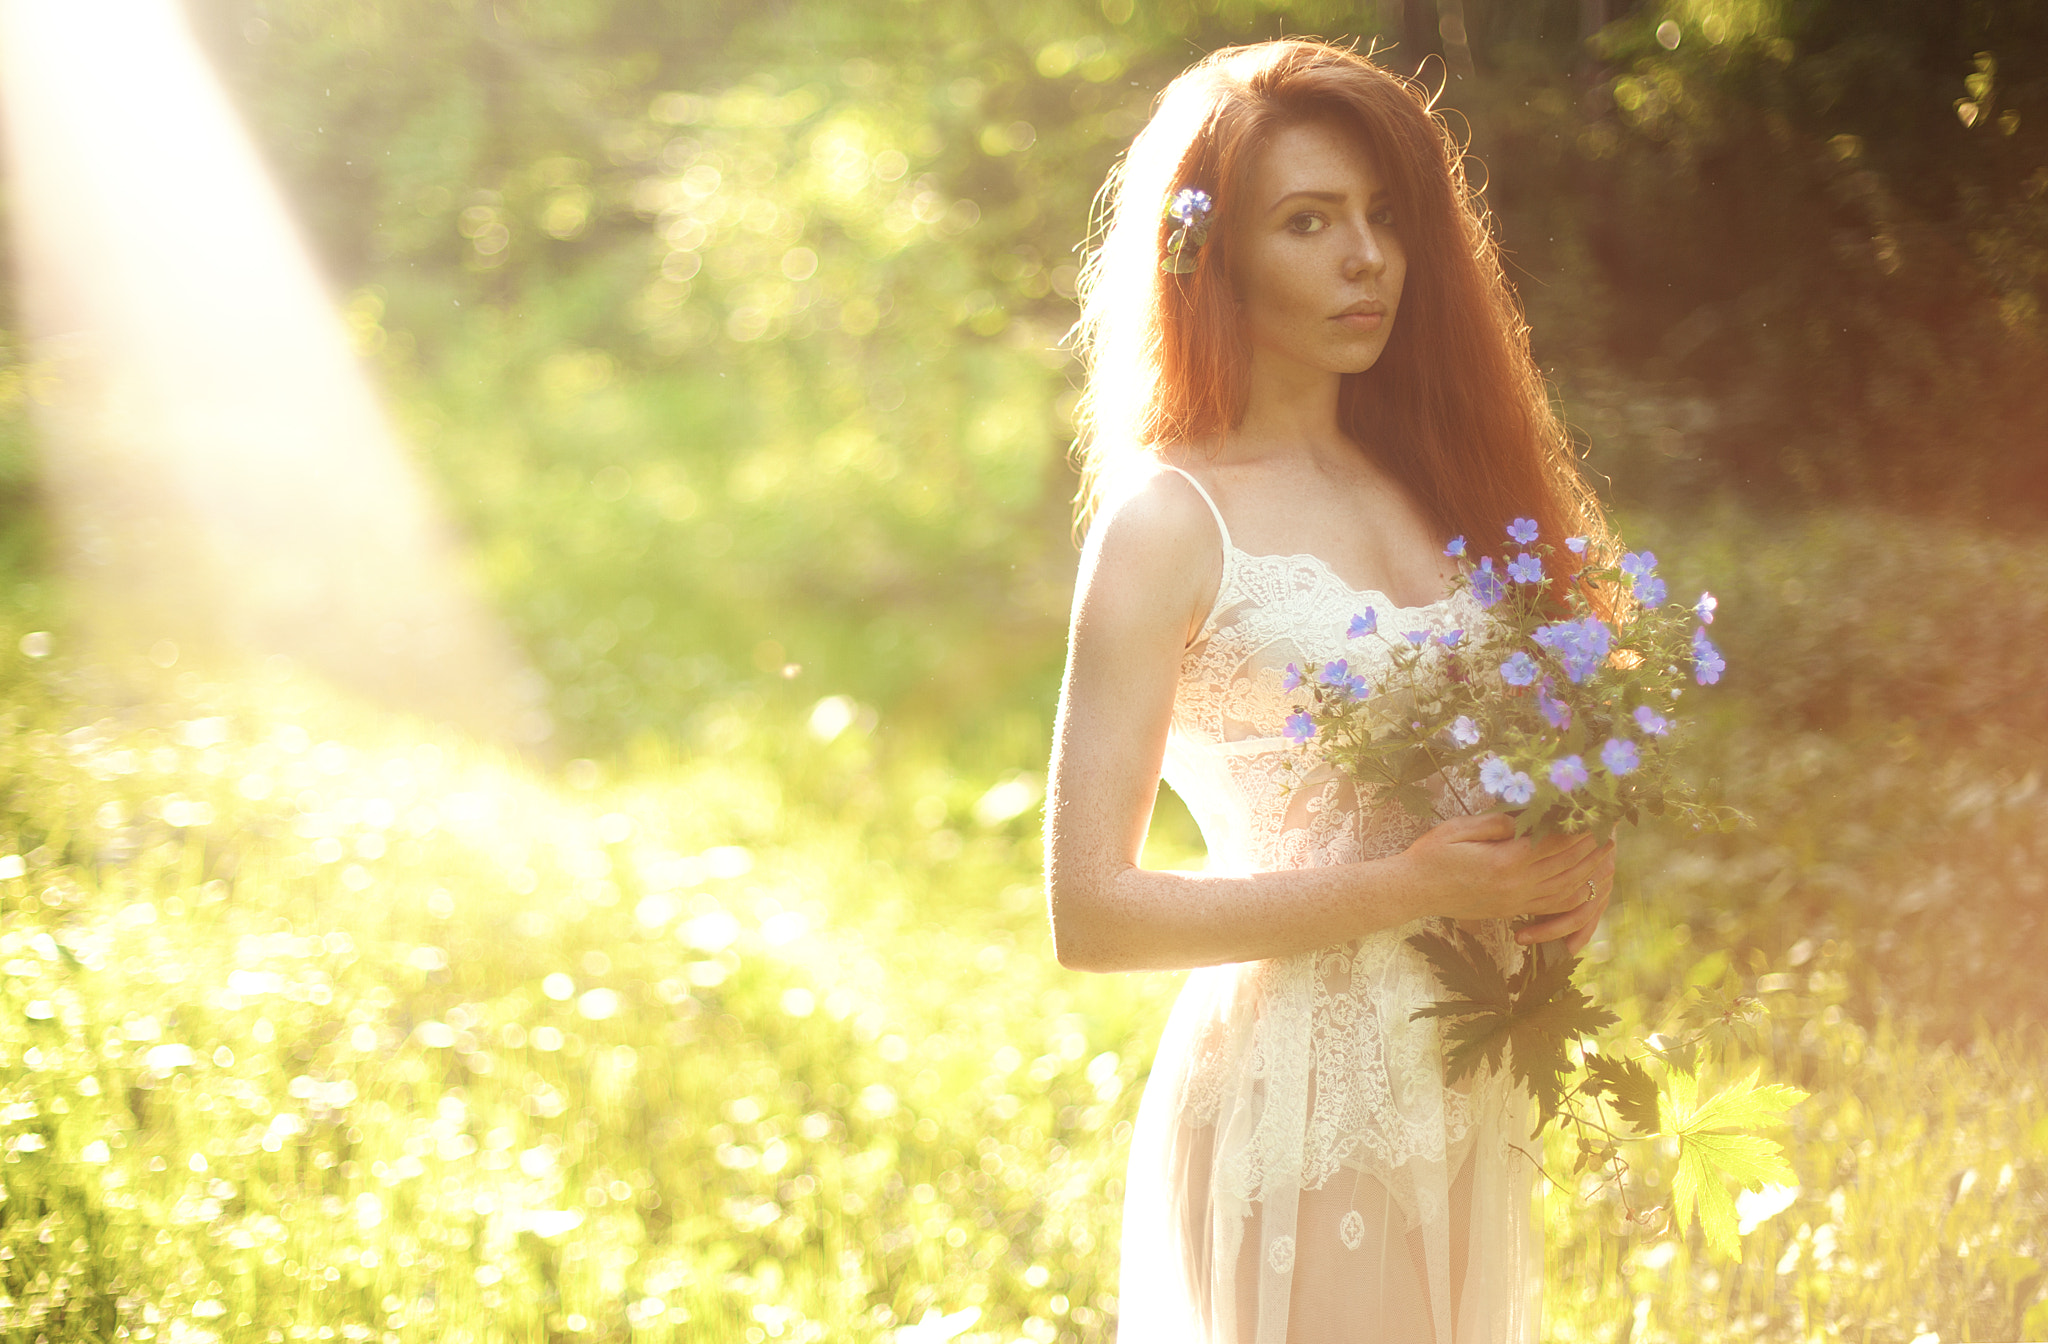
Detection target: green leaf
<box><xmin>1405</xmin><ymin>927</ymin><xmax>1510</xmax><ymax>1011</ymax></box>
<box><xmin>1584</xmin><ymin>1052</ymin><xmax>1659</xmax><ymax>1134</ymax></box>
<box><xmin>1683</xmin><ymin>1129</ymin><xmax>1797</xmax><ymax>1190</ymax></box>
<box><xmin>1661</xmin><ymin>1067</ymin><xmax>1808</xmax><ymax>1261</ymax></box>
<box><xmin>1669</xmin><ymin>1066</ymin><xmax>1808</xmax><ymax>1136</ymax></box>
<box><xmin>1439</xmin><ymin>1009</ymin><xmax>1514</xmax><ymax>1087</ymax></box>
<box><xmin>1505</xmin><ymin>980</ymin><xmax>1617</xmax><ymax>1126</ymax></box>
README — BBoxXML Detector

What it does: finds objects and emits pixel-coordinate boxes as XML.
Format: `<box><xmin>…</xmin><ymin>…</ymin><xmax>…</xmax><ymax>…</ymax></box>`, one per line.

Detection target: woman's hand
<box><xmin>1512</xmin><ymin>821</ymin><xmax>1617</xmax><ymax>954</ymax></box>
<box><xmin>1396</xmin><ymin>812</ymin><xmax>1615</xmax><ymax>953</ymax></box>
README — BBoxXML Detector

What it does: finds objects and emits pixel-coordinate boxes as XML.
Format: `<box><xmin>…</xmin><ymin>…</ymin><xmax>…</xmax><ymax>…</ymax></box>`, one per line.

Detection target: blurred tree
<box><xmin>1558</xmin><ymin>0</ymin><xmax>2048</xmax><ymax>513</ymax></box>
<box><xmin>9</xmin><ymin>0</ymin><xmax>2043</xmax><ymax>750</ymax></box>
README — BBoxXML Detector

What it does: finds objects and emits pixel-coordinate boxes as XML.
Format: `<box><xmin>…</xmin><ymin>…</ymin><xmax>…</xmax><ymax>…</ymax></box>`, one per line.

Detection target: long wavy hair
<box><xmin>1071</xmin><ymin>38</ymin><xmax>1620</xmax><ymax>599</ymax></box>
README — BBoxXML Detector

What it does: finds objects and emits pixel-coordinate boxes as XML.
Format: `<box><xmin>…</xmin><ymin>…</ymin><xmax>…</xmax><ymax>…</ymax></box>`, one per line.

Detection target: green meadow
<box><xmin>1</xmin><ymin>345</ymin><xmax>2045</xmax><ymax>1341</ymax></box>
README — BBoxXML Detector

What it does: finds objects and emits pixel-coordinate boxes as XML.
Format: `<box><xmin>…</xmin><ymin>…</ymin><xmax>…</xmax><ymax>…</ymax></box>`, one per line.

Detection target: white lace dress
<box><xmin>1115</xmin><ymin>467</ymin><xmax>1542</xmax><ymax>1344</ymax></box>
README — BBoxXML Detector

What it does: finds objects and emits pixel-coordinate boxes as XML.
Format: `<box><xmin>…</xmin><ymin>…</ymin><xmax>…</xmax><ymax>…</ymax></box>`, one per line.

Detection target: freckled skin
<box><xmin>1044</xmin><ymin>121</ymin><xmax>1616</xmax><ymax>974</ymax></box>
<box><xmin>1231</xmin><ymin>119</ymin><xmax>1407</xmax><ymax>387</ymax></box>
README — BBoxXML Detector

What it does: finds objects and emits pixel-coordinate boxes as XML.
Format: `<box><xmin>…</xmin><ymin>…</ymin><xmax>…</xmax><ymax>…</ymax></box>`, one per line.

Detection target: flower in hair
<box><xmin>1161</xmin><ymin>186</ymin><xmax>1213</xmax><ymax>274</ymax></box>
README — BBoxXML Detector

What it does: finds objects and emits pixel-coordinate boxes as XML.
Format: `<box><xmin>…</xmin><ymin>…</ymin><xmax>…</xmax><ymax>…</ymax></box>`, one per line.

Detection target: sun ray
<box><xmin>0</xmin><ymin>0</ymin><xmax>548</xmax><ymax>745</ymax></box>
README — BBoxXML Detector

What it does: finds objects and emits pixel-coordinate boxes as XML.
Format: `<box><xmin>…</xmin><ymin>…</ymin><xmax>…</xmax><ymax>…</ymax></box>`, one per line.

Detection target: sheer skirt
<box><xmin>1114</xmin><ymin>951</ymin><xmax>1543</xmax><ymax>1344</ymax></box>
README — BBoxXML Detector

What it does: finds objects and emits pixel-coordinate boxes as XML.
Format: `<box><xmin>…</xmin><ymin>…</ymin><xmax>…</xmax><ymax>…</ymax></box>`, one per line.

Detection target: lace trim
<box><xmin>1159</xmin><ymin>544</ymin><xmax>1518</xmax><ymax>1208</ymax></box>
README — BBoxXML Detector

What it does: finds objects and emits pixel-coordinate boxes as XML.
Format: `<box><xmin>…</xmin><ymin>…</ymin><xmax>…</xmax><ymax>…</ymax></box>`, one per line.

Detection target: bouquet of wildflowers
<box><xmin>1285</xmin><ymin>518</ymin><xmax>1796</xmax><ymax>1259</ymax></box>
<box><xmin>1281</xmin><ymin>516</ymin><xmax>1739</xmax><ymax>844</ymax></box>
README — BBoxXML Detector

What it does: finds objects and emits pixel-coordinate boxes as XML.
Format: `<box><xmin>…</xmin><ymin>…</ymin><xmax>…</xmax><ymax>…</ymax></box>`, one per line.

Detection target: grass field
<box><xmin>1</xmin><ymin>497</ymin><xmax>2046</xmax><ymax>1344</ymax></box>
<box><xmin>2</xmin><ymin>321</ymin><xmax>2047</xmax><ymax>1341</ymax></box>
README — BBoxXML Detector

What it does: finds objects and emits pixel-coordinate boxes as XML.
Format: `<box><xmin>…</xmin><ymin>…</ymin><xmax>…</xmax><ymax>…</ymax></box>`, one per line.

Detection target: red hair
<box><xmin>1073</xmin><ymin>39</ymin><xmax>1620</xmax><ymax>607</ymax></box>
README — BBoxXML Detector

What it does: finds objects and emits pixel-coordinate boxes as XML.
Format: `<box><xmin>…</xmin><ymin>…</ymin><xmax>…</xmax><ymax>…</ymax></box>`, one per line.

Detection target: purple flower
<box><xmin>1633</xmin><ymin>705</ymin><xmax>1671</xmax><ymax>736</ymax></box>
<box><xmin>1345</xmin><ymin>675</ymin><xmax>1371</xmax><ymax>698</ymax></box>
<box><xmin>1403</xmin><ymin>630</ymin><xmax>1429</xmax><ymax>646</ymax></box>
<box><xmin>1318</xmin><ymin>659</ymin><xmax>1352</xmax><ymax>687</ymax></box>
<box><xmin>1471</xmin><ymin>557</ymin><xmax>1506</xmax><ymax>608</ymax></box>
<box><xmin>1634</xmin><ymin>573</ymin><xmax>1668</xmax><ymax>606</ymax></box>
<box><xmin>1434</xmin><ymin>628</ymin><xmax>1464</xmax><ymax>649</ymax></box>
<box><xmin>1348</xmin><ymin>609</ymin><xmax>1377</xmax><ymax>638</ymax></box>
<box><xmin>1537</xmin><ymin>677</ymin><xmax>1573</xmax><ymax>731</ymax></box>
<box><xmin>1282</xmin><ymin>663</ymin><xmax>1303</xmax><ymax>691</ymax></box>
<box><xmin>1620</xmin><ymin>550</ymin><xmax>1658</xmax><ymax>581</ymax></box>
<box><xmin>1508</xmin><ymin>553</ymin><xmax>1544</xmax><ymax>584</ymax></box>
<box><xmin>1450</xmin><ymin>715</ymin><xmax>1481</xmax><ymax>747</ymax></box>
<box><xmin>1600</xmin><ymin>737</ymin><xmax>1641</xmax><ymax>775</ymax></box>
<box><xmin>1479</xmin><ymin>755</ymin><xmax>1512</xmax><ymax>794</ymax></box>
<box><xmin>1691</xmin><ymin>627</ymin><xmax>1725</xmax><ymax>685</ymax></box>
<box><xmin>1443</xmin><ymin>536</ymin><xmax>1466</xmax><ymax>558</ymax></box>
<box><xmin>1284</xmin><ymin>711</ymin><xmax>1316</xmax><ymax>744</ymax></box>
<box><xmin>1695</xmin><ymin>591</ymin><xmax>1717</xmax><ymax>626</ymax></box>
<box><xmin>1168</xmin><ymin>187</ymin><xmax>1213</xmax><ymax>226</ymax></box>
<box><xmin>1565</xmin><ymin>535</ymin><xmax>1589</xmax><ymax>555</ymax></box>
<box><xmin>1499</xmin><ymin>651</ymin><xmax>1538</xmax><ymax>686</ymax></box>
<box><xmin>1533</xmin><ymin>616</ymin><xmax>1613</xmax><ymax>684</ymax></box>
<box><xmin>1508</xmin><ymin>517</ymin><xmax>1540</xmax><ymax>545</ymax></box>
<box><xmin>1549</xmin><ymin>754</ymin><xmax>1589</xmax><ymax>792</ymax></box>
<box><xmin>1479</xmin><ymin>755</ymin><xmax>1532</xmax><ymax>803</ymax></box>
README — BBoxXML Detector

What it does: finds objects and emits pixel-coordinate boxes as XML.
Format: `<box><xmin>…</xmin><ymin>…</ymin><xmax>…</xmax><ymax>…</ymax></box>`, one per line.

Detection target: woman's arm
<box><xmin>1043</xmin><ymin>472</ymin><xmax>1613</xmax><ymax>975</ymax></box>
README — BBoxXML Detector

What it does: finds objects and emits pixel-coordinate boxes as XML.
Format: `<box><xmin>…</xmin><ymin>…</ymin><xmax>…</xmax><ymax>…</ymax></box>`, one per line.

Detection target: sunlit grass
<box><xmin>1</xmin><ymin>615</ymin><xmax>2043</xmax><ymax>1343</ymax></box>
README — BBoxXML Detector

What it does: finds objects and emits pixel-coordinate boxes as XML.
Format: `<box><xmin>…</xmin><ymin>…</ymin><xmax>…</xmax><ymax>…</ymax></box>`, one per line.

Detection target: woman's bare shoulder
<box><xmin>1084</xmin><ymin>457</ymin><xmax>1225</xmax><ymax>573</ymax></box>
<box><xmin>1075</xmin><ymin>458</ymin><xmax>1225</xmax><ymax>643</ymax></box>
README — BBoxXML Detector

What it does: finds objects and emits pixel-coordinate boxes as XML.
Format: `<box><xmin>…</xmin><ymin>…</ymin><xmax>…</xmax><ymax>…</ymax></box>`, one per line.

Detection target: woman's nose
<box><xmin>1344</xmin><ymin>221</ymin><xmax>1386</xmax><ymax>279</ymax></box>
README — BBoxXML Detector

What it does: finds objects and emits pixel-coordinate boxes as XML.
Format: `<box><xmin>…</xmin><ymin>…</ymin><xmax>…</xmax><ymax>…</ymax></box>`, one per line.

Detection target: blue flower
<box><xmin>1443</xmin><ymin>536</ymin><xmax>1466</xmax><ymax>558</ymax></box>
<box><xmin>1451</xmin><ymin>715</ymin><xmax>1481</xmax><ymax>747</ymax></box>
<box><xmin>1471</xmin><ymin>556</ymin><xmax>1506</xmax><ymax>608</ymax></box>
<box><xmin>1403</xmin><ymin>630</ymin><xmax>1428</xmax><ymax>646</ymax></box>
<box><xmin>1284</xmin><ymin>711</ymin><xmax>1316</xmax><ymax>744</ymax></box>
<box><xmin>1620</xmin><ymin>550</ymin><xmax>1658</xmax><ymax>581</ymax></box>
<box><xmin>1478</xmin><ymin>755</ymin><xmax>1516</xmax><ymax>796</ymax></box>
<box><xmin>1691</xmin><ymin>627</ymin><xmax>1725</xmax><ymax>685</ymax></box>
<box><xmin>1345</xmin><ymin>675</ymin><xmax>1371</xmax><ymax>698</ymax></box>
<box><xmin>1695</xmin><ymin>591</ymin><xmax>1717</xmax><ymax>626</ymax></box>
<box><xmin>1500</xmin><ymin>770</ymin><xmax>1535</xmax><ymax>805</ymax></box>
<box><xmin>1434</xmin><ymin>628</ymin><xmax>1464</xmax><ymax>649</ymax></box>
<box><xmin>1533</xmin><ymin>616</ymin><xmax>1613</xmax><ymax>684</ymax></box>
<box><xmin>1633</xmin><ymin>705</ymin><xmax>1671</xmax><ymax>736</ymax></box>
<box><xmin>1282</xmin><ymin>663</ymin><xmax>1303</xmax><ymax>691</ymax></box>
<box><xmin>1507</xmin><ymin>517</ymin><xmax>1540</xmax><ymax>545</ymax></box>
<box><xmin>1537</xmin><ymin>677</ymin><xmax>1573</xmax><ymax>731</ymax></box>
<box><xmin>1347</xmin><ymin>609</ymin><xmax>1377</xmax><ymax>639</ymax></box>
<box><xmin>1600</xmin><ymin>737</ymin><xmax>1641</xmax><ymax>775</ymax></box>
<box><xmin>1168</xmin><ymin>187</ymin><xmax>1213</xmax><ymax>226</ymax></box>
<box><xmin>1499</xmin><ymin>651</ymin><xmax>1539</xmax><ymax>686</ymax></box>
<box><xmin>1318</xmin><ymin>659</ymin><xmax>1352</xmax><ymax>687</ymax></box>
<box><xmin>1508</xmin><ymin>553</ymin><xmax>1544</xmax><ymax>584</ymax></box>
<box><xmin>1549</xmin><ymin>754</ymin><xmax>1589</xmax><ymax>792</ymax></box>
<box><xmin>1565</xmin><ymin>535</ymin><xmax>1589</xmax><ymax>555</ymax></box>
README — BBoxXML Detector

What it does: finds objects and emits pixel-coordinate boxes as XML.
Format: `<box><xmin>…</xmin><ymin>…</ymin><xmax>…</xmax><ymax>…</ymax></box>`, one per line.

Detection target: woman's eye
<box><xmin>1369</xmin><ymin>207</ymin><xmax>1396</xmax><ymax>227</ymax></box>
<box><xmin>1288</xmin><ymin>213</ymin><xmax>1327</xmax><ymax>234</ymax></box>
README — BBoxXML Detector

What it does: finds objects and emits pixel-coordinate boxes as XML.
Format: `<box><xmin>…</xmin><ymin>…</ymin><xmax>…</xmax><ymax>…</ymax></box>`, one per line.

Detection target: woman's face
<box><xmin>1229</xmin><ymin>118</ymin><xmax>1406</xmax><ymax>378</ymax></box>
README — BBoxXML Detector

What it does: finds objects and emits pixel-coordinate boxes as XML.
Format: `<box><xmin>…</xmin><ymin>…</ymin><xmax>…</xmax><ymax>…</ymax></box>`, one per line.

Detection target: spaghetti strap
<box><xmin>1158</xmin><ymin>463</ymin><xmax>1234</xmax><ymax>649</ymax></box>
<box><xmin>1158</xmin><ymin>463</ymin><xmax>1234</xmax><ymax>553</ymax></box>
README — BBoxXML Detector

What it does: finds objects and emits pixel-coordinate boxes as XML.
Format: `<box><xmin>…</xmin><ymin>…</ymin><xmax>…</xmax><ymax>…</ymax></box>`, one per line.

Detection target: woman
<box><xmin>1043</xmin><ymin>40</ymin><xmax>1620</xmax><ymax>1344</ymax></box>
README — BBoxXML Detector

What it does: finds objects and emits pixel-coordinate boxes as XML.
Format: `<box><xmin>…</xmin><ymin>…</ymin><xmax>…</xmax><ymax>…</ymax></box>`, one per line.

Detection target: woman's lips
<box><xmin>1335</xmin><ymin>311</ymin><xmax>1384</xmax><ymax>331</ymax></box>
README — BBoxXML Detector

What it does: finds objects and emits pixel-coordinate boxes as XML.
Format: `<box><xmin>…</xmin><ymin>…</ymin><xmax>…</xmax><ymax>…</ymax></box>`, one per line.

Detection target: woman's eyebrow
<box><xmin>1266</xmin><ymin>187</ymin><xmax>1392</xmax><ymax>212</ymax></box>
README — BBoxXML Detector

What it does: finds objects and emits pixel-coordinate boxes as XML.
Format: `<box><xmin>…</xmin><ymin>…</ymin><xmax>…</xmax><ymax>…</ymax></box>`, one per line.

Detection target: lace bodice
<box><xmin>1150</xmin><ymin>464</ymin><xmax>1524</xmax><ymax>1204</ymax></box>
<box><xmin>1114</xmin><ymin>476</ymin><xmax>1545</xmax><ymax>1344</ymax></box>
